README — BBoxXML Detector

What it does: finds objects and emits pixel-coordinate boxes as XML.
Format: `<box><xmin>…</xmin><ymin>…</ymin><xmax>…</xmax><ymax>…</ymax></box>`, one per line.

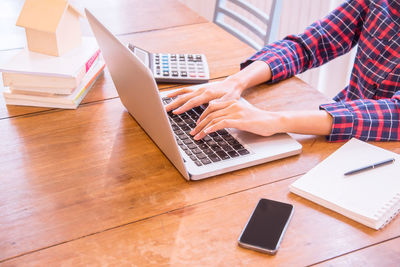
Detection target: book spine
<box><xmin>86</xmin><ymin>49</ymin><xmax>101</xmax><ymax>72</ymax></box>
<box><xmin>73</xmin><ymin>49</ymin><xmax>102</xmax><ymax>87</ymax></box>
<box><xmin>73</xmin><ymin>65</ymin><xmax>105</xmax><ymax>107</ymax></box>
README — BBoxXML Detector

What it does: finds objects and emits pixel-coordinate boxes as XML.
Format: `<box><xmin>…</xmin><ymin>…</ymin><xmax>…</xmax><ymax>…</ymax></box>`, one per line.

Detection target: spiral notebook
<box><xmin>290</xmin><ymin>138</ymin><xmax>400</xmax><ymax>230</ymax></box>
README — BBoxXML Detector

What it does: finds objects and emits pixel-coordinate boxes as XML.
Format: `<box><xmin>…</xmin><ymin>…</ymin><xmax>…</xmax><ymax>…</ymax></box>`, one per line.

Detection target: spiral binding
<box><xmin>378</xmin><ymin>193</ymin><xmax>400</xmax><ymax>229</ymax></box>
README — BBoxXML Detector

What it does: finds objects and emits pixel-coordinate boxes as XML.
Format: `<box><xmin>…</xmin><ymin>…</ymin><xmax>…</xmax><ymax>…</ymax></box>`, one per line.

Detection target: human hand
<box><xmin>190</xmin><ymin>99</ymin><xmax>283</xmax><ymax>140</ymax></box>
<box><xmin>164</xmin><ymin>77</ymin><xmax>245</xmax><ymax>114</ymax></box>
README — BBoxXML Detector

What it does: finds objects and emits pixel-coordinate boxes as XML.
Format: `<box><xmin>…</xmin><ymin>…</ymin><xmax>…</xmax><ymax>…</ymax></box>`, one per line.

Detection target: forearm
<box><xmin>279</xmin><ymin>110</ymin><xmax>333</xmax><ymax>135</ymax></box>
<box><xmin>225</xmin><ymin>61</ymin><xmax>272</xmax><ymax>93</ymax></box>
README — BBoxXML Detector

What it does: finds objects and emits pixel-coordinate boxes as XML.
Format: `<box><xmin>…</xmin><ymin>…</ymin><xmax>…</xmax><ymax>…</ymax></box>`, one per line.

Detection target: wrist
<box><xmin>278</xmin><ymin>110</ymin><xmax>333</xmax><ymax>135</ymax></box>
<box><xmin>224</xmin><ymin>61</ymin><xmax>272</xmax><ymax>94</ymax></box>
<box><xmin>224</xmin><ymin>75</ymin><xmax>248</xmax><ymax>94</ymax></box>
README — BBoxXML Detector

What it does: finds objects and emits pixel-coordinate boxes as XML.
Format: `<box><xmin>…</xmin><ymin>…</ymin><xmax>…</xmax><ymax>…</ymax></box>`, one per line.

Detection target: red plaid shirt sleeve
<box><xmin>241</xmin><ymin>0</ymin><xmax>400</xmax><ymax>142</ymax></box>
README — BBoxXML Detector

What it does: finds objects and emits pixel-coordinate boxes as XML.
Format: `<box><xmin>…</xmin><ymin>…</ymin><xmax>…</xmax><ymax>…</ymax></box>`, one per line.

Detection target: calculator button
<box><xmin>181</xmin><ymin>71</ymin><xmax>187</xmax><ymax>77</ymax></box>
<box><xmin>163</xmin><ymin>71</ymin><xmax>170</xmax><ymax>76</ymax></box>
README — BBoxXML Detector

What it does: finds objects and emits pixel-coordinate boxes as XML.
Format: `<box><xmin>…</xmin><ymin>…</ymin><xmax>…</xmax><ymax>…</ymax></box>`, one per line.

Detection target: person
<box><xmin>166</xmin><ymin>0</ymin><xmax>400</xmax><ymax>142</ymax></box>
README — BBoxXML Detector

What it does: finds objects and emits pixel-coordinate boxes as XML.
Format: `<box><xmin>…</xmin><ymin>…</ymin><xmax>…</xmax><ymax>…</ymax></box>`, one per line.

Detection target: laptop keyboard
<box><xmin>162</xmin><ymin>97</ymin><xmax>250</xmax><ymax>167</ymax></box>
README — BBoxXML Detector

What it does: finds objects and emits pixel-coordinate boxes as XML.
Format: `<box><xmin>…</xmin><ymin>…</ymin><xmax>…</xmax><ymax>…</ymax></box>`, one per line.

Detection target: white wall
<box><xmin>180</xmin><ymin>0</ymin><xmax>356</xmax><ymax>100</ymax></box>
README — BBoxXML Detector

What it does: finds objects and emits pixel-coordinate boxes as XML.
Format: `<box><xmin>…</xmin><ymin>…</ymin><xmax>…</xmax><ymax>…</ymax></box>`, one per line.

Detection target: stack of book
<box><xmin>0</xmin><ymin>37</ymin><xmax>105</xmax><ymax>109</ymax></box>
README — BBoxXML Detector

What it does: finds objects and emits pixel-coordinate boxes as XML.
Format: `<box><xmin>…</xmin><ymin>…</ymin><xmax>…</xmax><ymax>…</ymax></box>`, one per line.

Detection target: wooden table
<box><xmin>1</xmin><ymin>1</ymin><xmax>400</xmax><ymax>266</ymax></box>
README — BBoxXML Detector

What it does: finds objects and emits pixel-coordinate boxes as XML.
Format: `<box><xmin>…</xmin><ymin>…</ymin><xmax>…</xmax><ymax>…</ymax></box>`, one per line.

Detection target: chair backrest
<box><xmin>213</xmin><ymin>0</ymin><xmax>282</xmax><ymax>51</ymax></box>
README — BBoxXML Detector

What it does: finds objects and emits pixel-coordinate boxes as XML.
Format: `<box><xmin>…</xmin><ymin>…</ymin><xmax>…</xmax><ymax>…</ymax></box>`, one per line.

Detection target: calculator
<box><xmin>128</xmin><ymin>44</ymin><xmax>210</xmax><ymax>84</ymax></box>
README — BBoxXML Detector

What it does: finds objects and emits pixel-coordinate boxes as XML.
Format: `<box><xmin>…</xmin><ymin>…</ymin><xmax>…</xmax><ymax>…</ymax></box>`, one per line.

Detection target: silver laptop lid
<box><xmin>85</xmin><ymin>9</ymin><xmax>189</xmax><ymax>179</ymax></box>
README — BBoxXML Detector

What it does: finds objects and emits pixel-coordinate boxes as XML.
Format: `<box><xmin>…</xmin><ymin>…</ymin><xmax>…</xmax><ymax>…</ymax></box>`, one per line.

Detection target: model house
<box><xmin>16</xmin><ymin>0</ymin><xmax>83</xmax><ymax>56</ymax></box>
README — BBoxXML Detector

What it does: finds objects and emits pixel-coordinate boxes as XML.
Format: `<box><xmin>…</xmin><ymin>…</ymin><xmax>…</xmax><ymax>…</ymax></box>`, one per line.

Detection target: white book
<box><xmin>3</xmin><ymin>60</ymin><xmax>105</xmax><ymax>109</ymax></box>
<box><xmin>7</xmin><ymin>55</ymin><xmax>102</xmax><ymax>95</ymax></box>
<box><xmin>0</xmin><ymin>37</ymin><xmax>100</xmax><ymax>89</ymax></box>
<box><xmin>289</xmin><ymin>138</ymin><xmax>400</xmax><ymax>230</ymax></box>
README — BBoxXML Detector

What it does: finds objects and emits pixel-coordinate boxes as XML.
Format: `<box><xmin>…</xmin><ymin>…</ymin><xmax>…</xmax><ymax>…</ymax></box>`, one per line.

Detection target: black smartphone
<box><xmin>238</xmin><ymin>198</ymin><xmax>294</xmax><ymax>255</ymax></box>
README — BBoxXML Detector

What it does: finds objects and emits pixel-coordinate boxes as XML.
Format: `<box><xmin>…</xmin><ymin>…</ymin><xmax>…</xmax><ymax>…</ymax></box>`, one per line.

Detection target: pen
<box><xmin>344</xmin><ymin>158</ymin><xmax>395</xmax><ymax>176</ymax></box>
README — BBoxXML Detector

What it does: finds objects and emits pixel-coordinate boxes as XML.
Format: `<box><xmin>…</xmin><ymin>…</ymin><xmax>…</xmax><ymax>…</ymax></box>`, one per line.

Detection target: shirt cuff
<box><xmin>320</xmin><ymin>102</ymin><xmax>355</xmax><ymax>142</ymax></box>
<box><xmin>240</xmin><ymin>45</ymin><xmax>294</xmax><ymax>83</ymax></box>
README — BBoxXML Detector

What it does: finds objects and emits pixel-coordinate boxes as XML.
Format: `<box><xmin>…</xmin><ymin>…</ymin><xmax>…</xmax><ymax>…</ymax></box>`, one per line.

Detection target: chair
<box><xmin>213</xmin><ymin>0</ymin><xmax>282</xmax><ymax>51</ymax></box>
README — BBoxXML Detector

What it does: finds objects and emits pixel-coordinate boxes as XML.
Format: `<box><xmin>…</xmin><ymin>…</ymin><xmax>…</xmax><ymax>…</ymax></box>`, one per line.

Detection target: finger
<box><xmin>194</xmin><ymin>118</ymin><xmax>235</xmax><ymax>140</ymax></box>
<box><xmin>172</xmin><ymin>92</ymin><xmax>212</xmax><ymax>114</ymax></box>
<box><xmin>191</xmin><ymin>107</ymin><xmax>231</xmax><ymax>136</ymax></box>
<box><xmin>166</xmin><ymin>87</ymin><xmax>193</xmax><ymax>98</ymax></box>
<box><xmin>165</xmin><ymin>90</ymin><xmax>199</xmax><ymax>112</ymax></box>
<box><xmin>197</xmin><ymin>100</ymin><xmax>235</xmax><ymax>123</ymax></box>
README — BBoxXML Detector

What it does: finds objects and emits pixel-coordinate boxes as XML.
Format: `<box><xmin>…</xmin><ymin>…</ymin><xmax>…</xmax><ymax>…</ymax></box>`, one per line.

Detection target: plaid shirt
<box><xmin>241</xmin><ymin>0</ymin><xmax>400</xmax><ymax>142</ymax></box>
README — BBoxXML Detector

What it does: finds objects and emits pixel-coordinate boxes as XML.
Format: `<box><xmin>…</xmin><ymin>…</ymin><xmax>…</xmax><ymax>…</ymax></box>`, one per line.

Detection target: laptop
<box><xmin>85</xmin><ymin>9</ymin><xmax>302</xmax><ymax>180</ymax></box>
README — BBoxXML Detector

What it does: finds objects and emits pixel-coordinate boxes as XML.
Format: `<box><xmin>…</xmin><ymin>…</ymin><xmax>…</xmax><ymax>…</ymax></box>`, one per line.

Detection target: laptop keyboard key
<box><xmin>203</xmin><ymin>148</ymin><xmax>213</xmax><ymax>155</ymax></box>
<box><xmin>238</xmin><ymin>149</ymin><xmax>250</xmax><ymax>155</ymax></box>
<box><xmin>193</xmin><ymin>148</ymin><xmax>202</xmax><ymax>154</ymax></box>
<box><xmin>201</xmin><ymin>158</ymin><xmax>211</xmax><ymax>165</ymax></box>
<box><xmin>187</xmin><ymin>143</ymin><xmax>197</xmax><ymax>149</ymax></box>
<box><xmin>196</xmin><ymin>153</ymin><xmax>207</xmax><ymax>159</ymax></box>
<box><xmin>232</xmin><ymin>144</ymin><xmax>244</xmax><ymax>150</ymax></box>
<box><xmin>227</xmin><ymin>150</ymin><xmax>239</xmax><ymax>158</ymax></box>
<box><xmin>213</xmin><ymin>136</ymin><xmax>223</xmax><ymax>142</ymax></box>
<box><xmin>209</xmin><ymin>154</ymin><xmax>221</xmax><ymax>162</ymax></box>
<box><xmin>222</xmin><ymin>145</ymin><xmax>232</xmax><ymax>151</ymax></box>
<box><xmin>183</xmin><ymin>139</ymin><xmax>193</xmax><ymax>145</ymax></box>
<box><xmin>216</xmin><ymin>151</ymin><xmax>230</xmax><ymax>160</ymax></box>
<box><xmin>217</xmin><ymin>129</ymin><xmax>229</xmax><ymax>135</ymax></box>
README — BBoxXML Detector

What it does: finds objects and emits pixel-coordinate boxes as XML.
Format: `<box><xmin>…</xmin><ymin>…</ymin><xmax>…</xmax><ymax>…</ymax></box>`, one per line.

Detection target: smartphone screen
<box><xmin>238</xmin><ymin>198</ymin><xmax>294</xmax><ymax>254</ymax></box>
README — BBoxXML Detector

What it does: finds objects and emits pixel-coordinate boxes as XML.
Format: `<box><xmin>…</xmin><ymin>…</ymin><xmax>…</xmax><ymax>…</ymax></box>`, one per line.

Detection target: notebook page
<box><xmin>291</xmin><ymin>138</ymin><xmax>400</xmax><ymax>223</ymax></box>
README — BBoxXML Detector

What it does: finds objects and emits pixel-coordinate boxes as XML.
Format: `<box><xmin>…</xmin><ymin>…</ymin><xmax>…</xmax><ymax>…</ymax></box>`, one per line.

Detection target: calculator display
<box><xmin>134</xmin><ymin>48</ymin><xmax>148</xmax><ymax>65</ymax></box>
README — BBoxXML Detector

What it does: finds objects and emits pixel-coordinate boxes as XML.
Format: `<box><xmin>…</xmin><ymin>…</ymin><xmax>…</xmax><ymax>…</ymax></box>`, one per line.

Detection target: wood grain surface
<box><xmin>1</xmin><ymin>75</ymin><xmax>400</xmax><ymax>263</ymax></box>
<box><xmin>1</xmin><ymin>1</ymin><xmax>400</xmax><ymax>266</ymax></box>
<box><xmin>2</xmin><ymin>176</ymin><xmax>399</xmax><ymax>266</ymax></box>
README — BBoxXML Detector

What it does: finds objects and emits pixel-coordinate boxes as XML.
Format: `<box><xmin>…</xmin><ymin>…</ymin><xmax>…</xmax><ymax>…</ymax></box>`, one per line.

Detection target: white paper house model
<box><xmin>16</xmin><ymin>0</ymin><xmax>83</xmax><ymax>56</ymax></box>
